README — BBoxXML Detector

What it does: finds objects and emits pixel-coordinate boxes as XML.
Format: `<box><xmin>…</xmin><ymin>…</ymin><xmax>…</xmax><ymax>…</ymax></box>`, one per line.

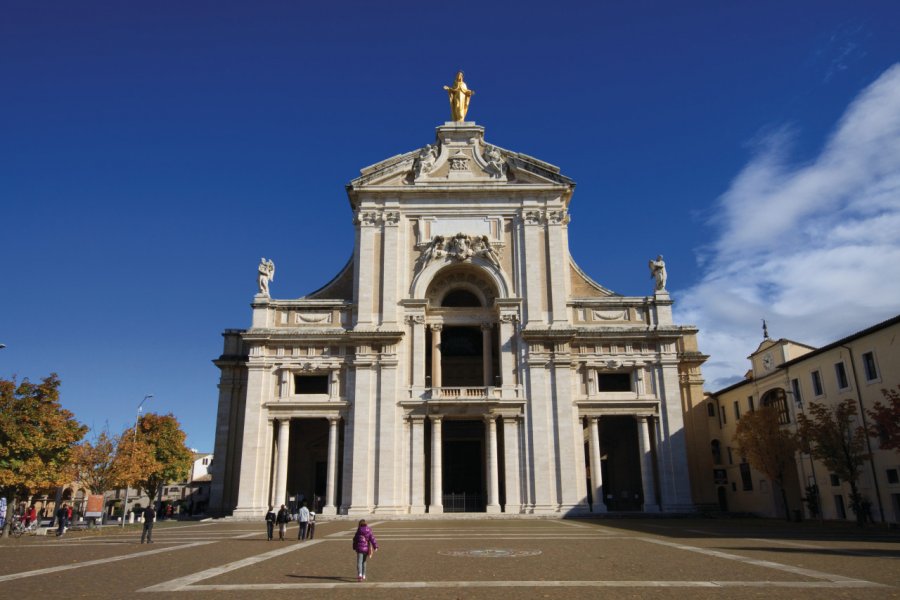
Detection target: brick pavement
<box><xmin>1</xmin><ymin>517</ymin><xmax>898</xmax><ymax>599</ymax></box>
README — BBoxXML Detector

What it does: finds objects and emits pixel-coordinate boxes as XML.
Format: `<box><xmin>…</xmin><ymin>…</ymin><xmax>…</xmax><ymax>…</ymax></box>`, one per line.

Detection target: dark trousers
<box><xmin>298</xmin><ymin>522</ymin><xmax>309</xmax><ymax>540</ymax></box>
<box><xmin>141</xmin><ymin>523</ymin><xmax>153</xmax><ymax>543</ymax></box>
<box><xmin>266</xmin><ymin>521</ymin><xmax>274</xmax><ymax>540</ymax></box>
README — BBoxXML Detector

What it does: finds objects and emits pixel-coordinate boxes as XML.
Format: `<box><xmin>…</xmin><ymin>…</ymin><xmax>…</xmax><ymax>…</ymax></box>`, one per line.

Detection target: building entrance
<box><xmin>601</xmin><ymin>416</ymin><xmax>643</xmax><ymax>511</ymax></box>
<box><xmin>442</xmin><ymin>420</ymin><xmax>486</xmax><ymax>512</ymax></box>
<box><xmin>286</xmin><ymin>419</ymin><xmax>330</xmax><ymax>510</ymax></box>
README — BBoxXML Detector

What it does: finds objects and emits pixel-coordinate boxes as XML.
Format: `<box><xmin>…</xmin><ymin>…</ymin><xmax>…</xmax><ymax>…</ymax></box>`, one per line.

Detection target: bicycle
<box><xmin>9</xmin><ymin>517</ymin><xmax>37</xmax><ymax>538</ymax></box>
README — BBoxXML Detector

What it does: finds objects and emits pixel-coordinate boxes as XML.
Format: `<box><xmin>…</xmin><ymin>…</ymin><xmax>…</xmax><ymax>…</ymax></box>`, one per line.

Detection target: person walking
<box><xmin>297</xmin><ymin>501</ymin><xmax>310</xmax><ymax>540</ymax></box>
<box><xmin>55</xmin><ymin>503</ymin><xmax>68</xmax><ymax>537</ymax></box>
<box><xmin>276</xmin><ymin>504</ymin><xmax>289</xmax><ymax>541</ymax></box>
<box><xmin>352</xmin><ymin>519</ymin><xmax>378</xmax><ymax>582</ymax></box>
<box><xmin>265</xmin><ymin>506</ymin><xmax>276</xmax><ymax>541</ymax></box>
<box><xmin>141</xmin><ymin>505</ymin><xmax>156</xmax><ymax>544</ymax></box>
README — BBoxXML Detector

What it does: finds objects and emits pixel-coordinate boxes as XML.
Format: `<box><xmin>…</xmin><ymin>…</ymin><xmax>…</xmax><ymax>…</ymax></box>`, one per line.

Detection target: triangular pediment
<box><xmin>348</xmin><ymin>122</ymin><xmax>574</xmax><ymax>193</ymax></box>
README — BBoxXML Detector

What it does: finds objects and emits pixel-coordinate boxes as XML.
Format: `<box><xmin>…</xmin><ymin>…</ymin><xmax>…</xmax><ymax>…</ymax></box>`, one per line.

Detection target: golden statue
<box><xmin>443</xmin><ymin>71</ymin><xmax>474</xmax><ymax>122</ymax></box>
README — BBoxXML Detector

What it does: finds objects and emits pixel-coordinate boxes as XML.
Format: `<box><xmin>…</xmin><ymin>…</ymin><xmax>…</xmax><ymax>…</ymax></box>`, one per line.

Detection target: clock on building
<box><xmin>762</xmin><ymin>352</ymin><xmax>775</xmax><ymax>371</ymax></box>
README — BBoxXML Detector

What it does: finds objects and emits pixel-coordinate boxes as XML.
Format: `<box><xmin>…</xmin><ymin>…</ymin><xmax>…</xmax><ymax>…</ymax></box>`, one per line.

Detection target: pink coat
<box><xmin>352</xmin><ymin>525</ymin><xmax>378</xmax><ymax>553</ymax></box>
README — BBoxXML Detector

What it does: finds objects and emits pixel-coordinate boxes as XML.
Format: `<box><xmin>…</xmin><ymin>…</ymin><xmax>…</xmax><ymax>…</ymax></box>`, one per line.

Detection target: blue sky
<box><xmin>3</xmin><ymin>1</ymin><xmax>900</xmax><ymax>452</ymax></box>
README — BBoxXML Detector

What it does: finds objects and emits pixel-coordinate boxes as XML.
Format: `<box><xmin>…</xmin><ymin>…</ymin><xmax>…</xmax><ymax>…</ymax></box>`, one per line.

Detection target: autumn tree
<box><xmin>116</xmin><ymin>413</ymin><xmax>192</xmax><ymax>505</ymax></box>
<box><xmin>734</xmin><ymin>405</ymin><xmax>800</xmax><ymax>520</ymax></box>
<box><xmin>0</xmin><ymin>375</ymin><xmax>87</xmax><ymax>538</ymax></box>
<box><xmin>797</xmin><ymin>399</ymin><xmax>870</xmax><ymax>525</ymax></box>
<box><xmin>868</xmin><ymin>386</ymin><xmax>900</xmax><ymax>452</ymax></box>
<box><xmin>70</xmin><ymin>430</ymin><xmax>127</xmax><ymax>494</ymax></box>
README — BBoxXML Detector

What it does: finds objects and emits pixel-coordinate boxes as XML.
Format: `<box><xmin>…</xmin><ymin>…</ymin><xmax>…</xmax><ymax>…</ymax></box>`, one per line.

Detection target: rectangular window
<box><xmin>734</xmin><ymin>401</ymin><xmax>741</xmax><ymax>421</ymax></box>
<box><xmin>707</xmin><ymin>402</ymin><xmax>716</xmax><ymax>417</ymax></box>
<box><xmin>740</xmin><ymin>463</ymin><xmax>753</xmax><ymax>491</ymax></box>
<box><xmin>597</xmin><ymin>373</ymin><xmax>631</xmax><ymax>392</ymax></box>
<box><xmin>294</xmin><ymin>374</ymin><xmax>329</xmax><ymax>395</ymax></box>
<box><xmin>887</xmin><ymin>468</ymin><xmax>899</xmax><ymax>485</ymax></box>
<box><xmin>720</xmin><ymin>406</ymin><xmax>727</xmax><ymax>425</ymax></box>
<box><xmin>835</xmin><ymin>362</ymin><xmax>849</xmax><ymax>390</ymax></box>
<box><xmin>791</xmin><ymin>378</ymin><xmax>802</xmax><ymax>407</ymax></box>
<box><xmin>830</xmin><ymin>473</ymin><xmax>840</xmax><ymax>487</ymax></box>
<box><xmin>727</xmin><ymin>447</ymin><xmax>734</xmax><ymax>465</ymax></box>
<box><xmin>862</xmin><ymin>352</ymin><xmax>879</xmax><ymax>382</ymax></box>
<box><xmin>748</xmin><ymin>396</ymin><xmax>754</xmax><ymax>412</ymax></box>
<box><xmin>811</xmin><ymin>371</ymin><xmax>824</xmax><ymax>397</ymax></box>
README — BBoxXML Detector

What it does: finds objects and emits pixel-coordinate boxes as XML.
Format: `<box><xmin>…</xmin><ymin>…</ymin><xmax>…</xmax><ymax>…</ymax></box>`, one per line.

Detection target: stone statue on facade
<box><xmin>483</xmin><ymin>144</ymin><xmax>506</xmax><ymax>179</ymax></box>
<box><xmin>258</xmin><ymin>257</ymin><xmax>275</xmax><ymax>296</ymax></box>
<box><xmin>443</xmin><ymin>71</ymin><xmax>474</xmax><ymax>122</ymax></box>
<box><xmin>413</xmin><ymin>143</ymin><xmax>438</xmax><ymax>179</ymax></box>
<box><xmin>649</xmin><ymin>255</ymin><xmax>667</xmax><ymax>292</ymax></box>
<box><xmin>473</xmin><ymin>235</ymin><xmax>502</xmax><ymax>268</ymax></box>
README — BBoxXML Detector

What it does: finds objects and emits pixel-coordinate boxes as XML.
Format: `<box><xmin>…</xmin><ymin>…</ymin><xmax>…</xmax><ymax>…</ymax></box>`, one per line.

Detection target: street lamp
<box><xmin>120</xmin><ymin>394</ymin><xmax>153</xmax><ymax>527</ymax></box>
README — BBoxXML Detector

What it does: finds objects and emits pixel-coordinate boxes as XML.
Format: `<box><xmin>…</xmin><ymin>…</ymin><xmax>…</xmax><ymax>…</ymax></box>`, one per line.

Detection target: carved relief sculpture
<box><xmin>257</xmin><ymin>257</ymin><xmax>275</xmax><ymax>296</ymax></box>
<box><xmin>443</xmin><ymin>71</ymin><xmax>474</xmax><ymax>122</ymax></box>
<box><xmin>415</xmin><ymin>233</ymin><xmax>503</xmax><ymax>275</ymax></box>
<box><xmin>482</xmin><ymin>144</ymin><xmax>507</xmax><ymax>179</ymax></box>
<box><xmin>649</xmin><ymin>254</ymin><xmax>667</xmax><ymax>291</ymax></box>
<box><xmin>413</xmin><ymin>144</ymin><xmax>438</xmax><ymax>179</ymax></box>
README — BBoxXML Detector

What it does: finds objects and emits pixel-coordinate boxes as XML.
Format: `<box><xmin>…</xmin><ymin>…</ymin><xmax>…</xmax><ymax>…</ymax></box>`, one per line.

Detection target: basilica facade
<box><xmin>209</xmin><ymin>100</ymin><xmax>707</xmax><ymax>517</ymax></box>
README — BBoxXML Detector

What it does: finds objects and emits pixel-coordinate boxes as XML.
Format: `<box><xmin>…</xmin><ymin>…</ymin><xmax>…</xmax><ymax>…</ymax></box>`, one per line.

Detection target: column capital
<box><xmin>430</xmin><ymin>414</ymin><xmax>443</xmax><ymax>423</ymax></box>
<box><xmin>480</xmin><ymin>322</ymin><xmax>494</xmax><ymax>331</ymax></box>
<box><xmin>407</xmin><ymin>414</ymin><xmax>426</xmax><ymax>422</ymax></box>
<box><xmin>430</xmin><ymin>323</ymin><xmax>443</xmax><ymax>332</ymax></box>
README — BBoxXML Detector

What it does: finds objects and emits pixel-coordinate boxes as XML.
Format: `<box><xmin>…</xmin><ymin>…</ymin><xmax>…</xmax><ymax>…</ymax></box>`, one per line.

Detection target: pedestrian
<box><xmin>297</xmin><ymin>501</ymin><xmax>310</xmax><ymax>540</ymax></box>
<box><xmin>24</xmin><ymin>505</ymin><xmax>36</xmax><ymax>527</ymax></box>
<box><xmin>55</xmin><ymin>503</ymin><xmax>68</xmax><ymax>537</ymax></box>
<box><xmin>66</xmin><ymin>504</ymin><xmax>73</xmax><ymax>528</ymax></box>
<box><xmin>141</xmin><ymin>505</ymin><xmax>156</xmax><ymax>544</ymax></box>
<box><xmin>352</xmin><ymin>519</ymin><xmax>378</xmax><ymax>581</ymax></box>
<box><xmin>276</xmin><ymin>504</ymin><xmax>289</xmax><ymax>541</ymax></box>
<box><xmin>307</xmin><ymin>511</ymin><xmax>316</xmax><ymax>540</ymax></box>
<box><xmin>265</xmin><ymin>506</ymin><xmax>276</xmax><ymax>541</ymax></box>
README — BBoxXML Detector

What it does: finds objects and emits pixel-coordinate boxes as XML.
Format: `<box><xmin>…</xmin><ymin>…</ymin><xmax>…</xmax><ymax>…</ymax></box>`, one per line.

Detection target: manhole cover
<box><xmin>438</xmin><ymin>549</ymin><xmax>542</xmax><ymax>558</ymax></box>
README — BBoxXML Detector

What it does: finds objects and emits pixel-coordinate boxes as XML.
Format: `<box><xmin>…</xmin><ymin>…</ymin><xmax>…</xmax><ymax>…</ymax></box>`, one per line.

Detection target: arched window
<box><xmin>761</xmin><ymin>388</ymin><xmax>790</xmax><ymax>424</ymax></box>
<box><xmin>441</xmin><ymin>289</ymin><xmax>482</xmax><ymax>307</ymax></box>
<box><xmin>707</xmin><ymin>402</ymin><xmax>716</xmax><ymax>417</ymax></box>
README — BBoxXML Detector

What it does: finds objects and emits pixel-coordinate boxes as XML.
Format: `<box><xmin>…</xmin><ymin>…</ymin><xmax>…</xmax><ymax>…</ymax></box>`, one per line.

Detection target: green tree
<box><xmin>797</xmin><ymin>399</ymin><xmax>870</xmax><ymax>525</ymax></box>
<box><xmin>734</xmin><ymin>405</ymin><xmax>800</xmax><ymax>520</ymax></box>
<box><xmin>117</xmin><ymin>413</ymin><xmax>192</xmax><ymax>505</ymax></box>
<box><xmin>868</xmin><ymin>386</ymin><xmax>900</xmax><ymax>452</ymax></box>
<box><xmin>0</xmin><ymin>375</ymin><xmax>87</xmax><ymax>537</ymax></box>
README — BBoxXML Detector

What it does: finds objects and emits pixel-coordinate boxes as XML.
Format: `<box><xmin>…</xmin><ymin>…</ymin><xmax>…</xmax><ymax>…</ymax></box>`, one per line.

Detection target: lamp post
<box><xmin>120</xmin><ymin>394</ymin><xmax>153</xmax><ymax>527</ymax></box>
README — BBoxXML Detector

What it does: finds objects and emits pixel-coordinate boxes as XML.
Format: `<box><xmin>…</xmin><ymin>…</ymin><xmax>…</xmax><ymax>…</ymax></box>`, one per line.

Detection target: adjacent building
<box><xmin>209</xmin><ymin>83</ymin><xmax>707</xmax><ymax>518</ymax></box>
<box><xmin>704</xmin><ymin>314</ymin><xmax>900</xmax><ymax>523</ymax></box>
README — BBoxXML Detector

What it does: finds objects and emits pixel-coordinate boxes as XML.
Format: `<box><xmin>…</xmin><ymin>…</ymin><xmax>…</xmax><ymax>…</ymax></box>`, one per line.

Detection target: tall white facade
<box><xmin>209</xmin><ymin>120</ymin><xmax>706</xmax><ymax>517</ymax></box>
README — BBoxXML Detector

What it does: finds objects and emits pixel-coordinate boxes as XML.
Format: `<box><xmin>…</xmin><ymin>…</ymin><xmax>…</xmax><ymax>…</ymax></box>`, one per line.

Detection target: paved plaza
<box><xmin>1</xmin><ymin>517</ymin><xmax>898</xmax><ymax>599</ymax></box>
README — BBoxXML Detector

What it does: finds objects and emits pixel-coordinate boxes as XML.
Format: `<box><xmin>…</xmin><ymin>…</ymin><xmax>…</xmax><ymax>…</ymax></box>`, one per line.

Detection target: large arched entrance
<box><xmin>422</xmin><ymin>264</ymin><xmax>501</xmax><ymax>513</ymax></box>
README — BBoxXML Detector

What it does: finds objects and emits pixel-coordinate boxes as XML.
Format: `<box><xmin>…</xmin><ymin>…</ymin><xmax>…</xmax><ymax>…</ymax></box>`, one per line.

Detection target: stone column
<box><xmin>502</xmin><ymin>415</ymin><xmax>522</xmax><ymax>513</ymax></box>
<box><xmin>429</xmin><ymin>416</ymin><xmax>443</xmax><ymax>514</ymax></box>
<box><xmin>637</xmin><ymin>415</ymin><xmax>660</xmax><ymax>512</ymax></box>
<box><xmin>589</xmin><ymin>417</ymin><xmax>606</xmax><ymax>512</ymax></box>
<box><xmin>498</xmin><ymin>315</ymin><xmax>517</xmax><ymax>391</ymax></box>
<box><xmin>272</xmin><ymin>418</ymin><xmax>290</xmax><ymax>508</ymax></box>
<box><xmin>482</xmin><ymin>323</ymin><xmax>494</xmax><ymax>387</ymax></box>
<box><xmin>233</xmin><ymin>362</ymin><xmax>272</xmax><ymax>517</ymax></box>
<box><xmin>430</xmin><ymin>324</ymin><xmax>442</xmax><ymax>389</ymax></box>
<box><xmin>323</xmin><ymin>417</ymin><xmax>339</xmax><ymax>515</ymax></box>
<box><xmin>411</xmin><ymin>317</ymin><xmax>426</xmax><ymax>390</ymax></box>
<box><xmin>485</xmin><ymin>415</ymin><xmax>501</xmax><ymax>513</ymax></box>
<box><xmin>354</xmin><ymin>212</ymin><xmax>378</xmax><ymax>327</ymax></box>
<box><xmin>409</xmin><ymin>416</ymin><xmax>426</xmax><ymax>514</ymax></box>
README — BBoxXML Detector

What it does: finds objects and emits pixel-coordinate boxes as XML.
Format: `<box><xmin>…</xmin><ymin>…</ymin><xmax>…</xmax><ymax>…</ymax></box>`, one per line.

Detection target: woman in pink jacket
<box><xmin>351</xmin><ymin>519</ymin><xmax>378</xmax><ymax>581</ymax></box>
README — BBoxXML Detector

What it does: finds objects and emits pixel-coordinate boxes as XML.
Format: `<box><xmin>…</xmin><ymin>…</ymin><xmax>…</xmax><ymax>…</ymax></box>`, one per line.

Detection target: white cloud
<box><xmin>676</xmin><ymin>64</ymin><xmax>900</xmax><ymax>391</ymax></box>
